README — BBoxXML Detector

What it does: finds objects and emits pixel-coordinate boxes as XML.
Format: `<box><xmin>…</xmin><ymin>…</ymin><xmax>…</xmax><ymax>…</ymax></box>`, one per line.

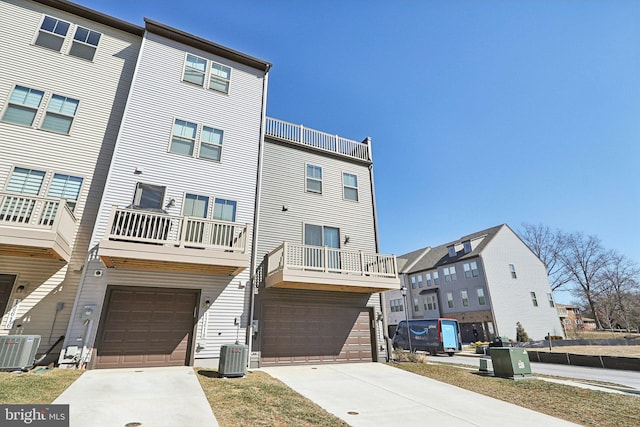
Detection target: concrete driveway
<box><xmin>53</xmin><ymin>366</ymin><xmax>217</xmax><ymax>427</ymax></box>
<box><xmin>260</xmin><ymin>362</ymin><xmax>580</xmax><ymax>427</ymax></box>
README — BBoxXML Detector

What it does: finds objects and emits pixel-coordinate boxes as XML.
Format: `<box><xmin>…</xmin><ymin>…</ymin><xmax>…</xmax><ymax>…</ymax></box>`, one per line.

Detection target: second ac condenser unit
<box><xmin>218</xmin><ymin>344</ymin><xmax>248</xmax><ymax>377</ymax></box>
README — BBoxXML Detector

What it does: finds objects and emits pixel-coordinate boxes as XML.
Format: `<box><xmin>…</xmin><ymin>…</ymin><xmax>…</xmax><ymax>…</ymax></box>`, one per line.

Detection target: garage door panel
<box><xmin>95</xmin><ymin>287</ymin><xmax>198</xmax><ymax>369</ymax></box>
<box><xmin>261</xmin><ymin>303</ymin><xmax>373</xmax><ymax>366</ymax></box>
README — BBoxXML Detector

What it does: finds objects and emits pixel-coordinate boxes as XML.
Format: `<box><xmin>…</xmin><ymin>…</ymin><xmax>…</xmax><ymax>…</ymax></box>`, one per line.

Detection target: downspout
<box><xmin>247</xmin><ymin>66</ymin><xmax>270</xmax><ymax>368</ymax></box>
<box><xmin>366</xmin><ymin>137</ymin><xmax>391</xmax><ymax>362</ymax></box>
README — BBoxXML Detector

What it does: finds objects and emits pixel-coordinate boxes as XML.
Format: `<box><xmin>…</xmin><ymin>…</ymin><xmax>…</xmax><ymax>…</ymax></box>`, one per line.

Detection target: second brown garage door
<box><xmin>260</xmin><ymin>303</ymin><xmax>374</xmax><ymax>366</ymax></box>
<box><xmin>94</xmin><ymin>286</ymin><xmax>199</xmax><ymax>369</ymax></box>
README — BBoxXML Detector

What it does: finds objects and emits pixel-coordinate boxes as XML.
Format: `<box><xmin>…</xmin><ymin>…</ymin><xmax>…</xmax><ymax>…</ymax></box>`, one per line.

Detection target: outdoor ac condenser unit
<box><xmin>218</xmin><ymin>344</ymin><xmax>248</xmax><ymax>377</ymax></box>
<box><xmin>0</xmin><ymin>335</ymin><xmax>41</xmax><ymax>371</ymax></box>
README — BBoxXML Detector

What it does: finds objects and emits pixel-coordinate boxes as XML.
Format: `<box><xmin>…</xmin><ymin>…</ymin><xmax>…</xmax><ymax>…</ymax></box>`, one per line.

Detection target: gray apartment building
<box><xmin>384</xmin><ymin>224</ymin><xmax>564</xmax><ymax>342</ymax></box>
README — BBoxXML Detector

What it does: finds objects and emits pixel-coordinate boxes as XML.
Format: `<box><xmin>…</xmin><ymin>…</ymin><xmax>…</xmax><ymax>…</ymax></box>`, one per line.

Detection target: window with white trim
<box><xmin>410</xmin><ymin>276</ymin><xmax>416</xmax><ymax>289</ymax></box>
<box><xmin>306</xmin><ymin>164</ymin><xmax>322</xmax><ymax>194</ymax></box>
<box><xmin>133</xmin><ymin>183</ymin><xmax>165</xmax><ymax>209</ymax></box>
<box><xmin>547</xmin><ymin>293</ymin><xmax>555</xmax><ymax>308</ymax></box>
<box><xmin>531</xmin><ymin>291</ymin><xmax>538</xmax><ymax>307</ymax></box>
<box><xmin>47</xmin><ymin>173</ymin><xmax>83</xmax><ymax>211</ymax></box>
<box><xmin>509</xmin><ymin>264</ymin><xmax>517</xmax><ymax>279</ymax></box>
<box><xmin>35</xmin><ymin>15</ymin><xmax>70</xmax><ymax>51</ymax></box>
<box><xmin>413</xmin><ymin>298</ymin><xmax>419</xmax><ymax>312</ymax></box>
<box><xmin>477</xmin><ymin>288</ymin><xmax>486</xmax><ymax>305</ymax></box>
<box><xmin>417</xmin><ymin>275</ymin><xmax>423</xmax><ymax>288</ymax></box>
<box><xmin>423</xmin><ymin>294</ymin><xmax>437</xmax><ymax>311</ymax></box>
<box><xmin>343</xmin><ymin>173</ymin><xmax>358</xmax><ymax>201</ymax></box>
<box><xmin>6</xmin><ymin>168</ymin><xmax>45</xmax><ymax>195</ymax></box>
<box><xmin>2</xmin><ymin>86</ymin><xmax>44</xmax><ymax>127</ymax></box>
<box><xmin>42</xmin><ymin>94</ymin><xmax>79</xmax><ymax>134</ymax></box>
<box><xmin>444</xmin><ymin>266</ymin><xmax>457</xmax><ymax>282</ymax></box>
<box><xmin>210</xmin><ymin>62</ymin><xmax>231</xmax><ymax>94</ymax></box>
<box><xmin>200</xmin><ymin>126</ymin><xmax>223</xmax><ymax>161</ymax></box>
<box><xmin>425</xmin><ymin>272</ymin><xmax>432</xmax><ymax>286</ymax></box>
<box><xmin>446</xmin><ymin>292</ymin><xmax>454</xmax><ymax>308</ymax></box>
<box><xmin>463</xmin><ymin>261</ymin><xmax>479</xmax><ymax>279</ymax></box>
<box><xmin>461</xmin><ymin>290</ymin><xmax>469</xmax><ymax>307</ymax></box>
<box><xmin>213</xmin><ymin>198</ymin><xmax>237</xmax><ymax>222</ymax></box>
<box><xmin>448</xmin><ymin>246</ymin><xmax>456</xmax><ymax>257</ymax></box>
<box><xmin>390</xmin><ymin>298</ymin><xmax>403</xmax><ymax>312</ymax></box>
<box><xmin>433</xmin><ymin>271</ymin><xmax>440</xmax><ymax>285</ymax></box>
<box><xmin>70</xmin><ymin>26</ymin><xmax>101</xmax><ymax>61</ymax></box>
<box><xmin>463</xmin><ymin>241</ymin><xmax>472</xmax><ymax>253</ymax></box>
<box><xmin>183</xmin><ymin>194</ymin><xmax>209</xmax><ymax>218</ymax></box>
<box><xmin>183</xmin><ymin>54</ymin><xmax>207</xmax><ymax>86</ymax></box>
<box><xmin>170</xmin><ymin>119</ymin><xmax>197</xmax><ymax>156</ymax></box>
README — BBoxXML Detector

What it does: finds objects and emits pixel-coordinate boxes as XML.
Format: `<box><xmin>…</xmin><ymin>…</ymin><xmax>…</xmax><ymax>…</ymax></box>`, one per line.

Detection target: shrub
<box><xmin>516</xmin><ymin>322</ymin><xmax>530</xmax><ymax>342</ymax></box>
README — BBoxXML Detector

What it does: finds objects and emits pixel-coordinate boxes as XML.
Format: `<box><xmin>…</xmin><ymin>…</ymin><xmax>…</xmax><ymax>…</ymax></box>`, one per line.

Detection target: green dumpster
<box><xmin>489</xmin><ymin>347</ymin><xmax>532</xmax><ymax>379</ymax></box>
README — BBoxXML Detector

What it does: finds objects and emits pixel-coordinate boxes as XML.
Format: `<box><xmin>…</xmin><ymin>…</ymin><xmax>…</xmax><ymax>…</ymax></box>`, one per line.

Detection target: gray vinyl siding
<box><xmin>66</xmin><ymin>258</ymin><xmax>251</xmax><ymax>360</ymax></box>
<box><xmin>90</xmin><ymin>31</ymin><xmax>264</xmax><ymax>247</ymax></box>
<box><xmin>0</xmin><ymin>0</ymin><xmax>140</xmax><ymax>351</ymax></box>
<box><xmin>481</xmin><ymin>226</ymin><xmax>564</xmax><ymax>340</ymax></box>
<box><xmin>257</xmin><ymin>139</ymin><xmax>376</xmax><ymax>258</ymax></box>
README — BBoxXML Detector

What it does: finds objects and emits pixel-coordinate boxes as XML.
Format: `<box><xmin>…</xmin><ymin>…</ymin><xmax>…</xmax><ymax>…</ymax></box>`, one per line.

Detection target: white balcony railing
<box><xmin>105</xmin><ymin>206</ymin><xmax>248</xmax><ymax>253</ymax></box>
<box><xmin>0</xmin><ymin>193</ymin><xmax>76</xmax><ymax>232</ymax></box>
<box><xmin>267</xmin><ymin>242</ymin><xmax>397</xmax><ymax>278</ymax></box>
<box><xmin>265</xmin><ymin>117</ymin><xmax>371</xmax><ymax>162</ymax></box>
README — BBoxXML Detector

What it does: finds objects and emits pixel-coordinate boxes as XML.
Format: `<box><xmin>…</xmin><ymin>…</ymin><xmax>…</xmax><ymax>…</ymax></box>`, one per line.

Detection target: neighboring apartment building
<box><xmin>251</xmin><ymin>121</ymin><xmax>400</xmax><ymax>366</ymax></box>
<box><xmin>0</xmin><ymin>0</ymin><xmax>141</xmax><ymax>356</ymax></box>
<box><xmin>557</xmin><ymin>304</ymin><xmax>596</xmax><ymax>336</ymax></box>
<box><xmin>383</xmin><ymin>225</ymin><xmax>564</xmax><ymax>342</ymax></box>
<box><xmin>59</xmin><ymin>17</ymin><xmax>270</xmax><ymax>369</ymax></box>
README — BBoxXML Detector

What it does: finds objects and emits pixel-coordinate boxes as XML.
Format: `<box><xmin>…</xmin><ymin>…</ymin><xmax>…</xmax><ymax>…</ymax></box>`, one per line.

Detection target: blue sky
<box><xmin>81</xmin><ymin>1</ymin><xmax>639</xmax><ymax>301</ymax></box>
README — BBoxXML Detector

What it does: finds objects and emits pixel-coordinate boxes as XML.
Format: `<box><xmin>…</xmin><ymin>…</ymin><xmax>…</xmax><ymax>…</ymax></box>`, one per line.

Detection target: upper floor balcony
<box><xmin>98</xmin><ymin>206</ymin><xmax>249</xmax><ymax>275</ymax></box>
<box><xmin>264</xmin><ymin>242</ymin><xmax>400</xmax><ymax>293</ymax></box>
<box><xmin>0</xmin><ymin>193</ymin><xmax>77</xmax><ymax>262</ymax></box>
<box><xmin>265</xmin><ymin>117</ymin><xmax>371</xmax><ymax>163</ymax></box>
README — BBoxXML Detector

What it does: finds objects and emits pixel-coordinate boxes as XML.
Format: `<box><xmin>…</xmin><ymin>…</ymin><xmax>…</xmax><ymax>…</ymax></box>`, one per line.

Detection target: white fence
<box><xmin>105</xmin><ymin>206</ymin><xmax>247</xmax><ymax>252</ymax></box>
<box><xmin>0</xmin><ymin>193</ymin><xmax>76</xmax><ymax>231</ymax></box>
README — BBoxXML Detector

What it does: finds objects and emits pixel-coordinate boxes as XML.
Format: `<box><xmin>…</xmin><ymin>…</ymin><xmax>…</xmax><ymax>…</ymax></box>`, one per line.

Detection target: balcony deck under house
<box><xmin>264</xmin><ymin>242</ymin><xmax>400</xmax><ymax>293</ymax></box>
<box><xmin>0</xmin><ymin>193</ymin><xmax>77</xmax><ymax>262</ymax></box>
<box><xmin>98</xmin><ymin>206</ymin><xmax>249</xmax><ymax>275</ymax></box>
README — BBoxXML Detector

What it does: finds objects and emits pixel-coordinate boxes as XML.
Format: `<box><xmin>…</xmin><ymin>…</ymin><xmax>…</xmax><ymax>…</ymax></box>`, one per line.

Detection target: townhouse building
<box><xmin>384</xmin><ymin>225</ymin><xmax>564</xmax><ymax>342</ymax></box>
<box><xmin>0</xmin><ymin>0</ymin><xmax>141</xmax><ymax>358</ymax></box>
<box><xmin>252</xmin><ymin>121</ymin><xmax>400</xmax><ymax>366</ymax></box>
<box><xmin>59</xmin><ymin>17</ymin><xmax>270</xmax><ymax>369</ymax></box>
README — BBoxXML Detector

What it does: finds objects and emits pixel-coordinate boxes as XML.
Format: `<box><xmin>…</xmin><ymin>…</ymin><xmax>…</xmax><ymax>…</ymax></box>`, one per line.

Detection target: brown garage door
<box><xmin>95</xmin><ymin>286</ymin><xmax>199</xmax><ymax>369</ymax></box>
<box><xmin>260</xmin><ymin>303</ymin><xmax>373</xmax><ymax>366</ymax></box>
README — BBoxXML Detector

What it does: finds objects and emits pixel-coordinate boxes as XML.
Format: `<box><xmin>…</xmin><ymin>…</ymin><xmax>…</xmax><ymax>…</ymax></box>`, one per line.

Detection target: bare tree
<box><xmin>594</xmin><ymin>252</ymin><xmax>639</xmax><ymax>331</ymax></box>
<box><xmin>519</xmin><ymin>223</ymin><xmax>571</xmax><ymax>291</ymax></box>
<box><xmin>560</xmin><ymin>232</ymin><xmax>609</xmax><ymax>329</ymax></box>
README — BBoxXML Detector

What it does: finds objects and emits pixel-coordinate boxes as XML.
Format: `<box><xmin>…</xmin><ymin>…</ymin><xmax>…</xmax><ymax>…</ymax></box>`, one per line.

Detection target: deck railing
<box><xmin>105</xmin><ymin>206</ymin><xmax>248</xmax><ymax>252</ymax></box>
<box><xmin>0</xmin><ymin>193</ymin><xmax>76</xmax><ymax>232</ymax></box>
<box><xmin>265</xmin><ymin>117</ymin><xmax>371</xmax><ymax>162</ymax></box>
<box><xmin>266</xmin><ymin>242</ymin><xmax>397</xmax><ymax>278</ymax></box>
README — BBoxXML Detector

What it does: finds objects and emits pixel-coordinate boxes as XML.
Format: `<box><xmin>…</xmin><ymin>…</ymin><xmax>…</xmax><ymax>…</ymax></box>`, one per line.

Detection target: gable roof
<box><xmin>399</xmin><ymin>224</ymin><xmax>506</xmax><ymax>274</ymax></box>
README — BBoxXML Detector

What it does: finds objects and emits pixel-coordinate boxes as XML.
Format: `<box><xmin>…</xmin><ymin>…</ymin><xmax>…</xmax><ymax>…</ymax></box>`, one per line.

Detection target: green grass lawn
<box><xmin>392</xmin><ymin>362</ymin><xmax>640</xmax><ymax>427</ymax></box>
<box><xmin>0</xmin><ymin>369</ymin><xmax>83</xmax><ymax>404</ymax></box>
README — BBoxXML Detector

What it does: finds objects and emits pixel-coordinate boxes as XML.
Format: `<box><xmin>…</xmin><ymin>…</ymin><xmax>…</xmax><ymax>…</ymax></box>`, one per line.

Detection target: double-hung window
<box><xmin>410</xmin><ymin>277</ymin><xmax>416</xmax><ymax>289</ymax></box>
<box><xmin>531</xmin><ymin>292</ymin><xmax>538</xmax><ymax>307</ymax></box>
<box><xmin>70</xmin><ymin>26</ymin><xmax>101</xmax><ymax>61</ymax></box>
<box><xmin>47</xmin><ymin>173</ymin><xmax>83</xmax><ymax>211</ymax></box>
<box><xmin>444</xmin><ymin>266</ymin><xmax>457</xmax><ymax>282</ymax></box>
<box><xmin>213</xmin><ymin>198</ymin><xmax>237</xmax><ymax>222</ymax></box>
<box><xmin>42</xmin><ymin>95</ymin><xmax>79</xmax><ymax>134</ymax></box>
<box><xmin>3</xmin><ymin>86</ymin><xmax>44</xmax><ymax>127</ymax></box>
<box><xmin>425</xmin><ymin>273</ymin><xmax>432</xmax><ymax>286</ymax></box>
<box><xmin>306</xmin><ymin>164</ymin><xmax>322</xmax><ymax>194</ymax></box>
<box><xmin>200</xmin><ymin>126</ymin><xmax>223</xmax><ymax>161</ymax></box>
<box><xmin>170</xmin><ymin>119</ymin><xmax>197</xmax><ymax>156</ymax></box>
<box><xmin>35</xmin><ymin>15</ymin><xmax>70</xmax><ymax>51</ymax></box>
<box><xmin>343</xmin><ymin>173</ymin><xmax>358</xmax><ymax>201</ymax></box>
<box><xmin>417</xmin><ymin>275</ymin><xmax>423</xmax><ymax>288</ymax></box>
<box><xmin>433</xmin><ymin>271</ymin><xmax>440</xmax><ymax>285</ymax></box>
<box><xmin>509</xmin><ymin>264</ymin><xmax>517</xmax><ymax>279</ymax></box>
<box><xmin>461</xmin><ymin>290</ymin><xmax>469</xmax><ymax>307</ymax></box>
<box><xmin>463</xmin><ymin>261</ymin><xmax>479</xmax><ymax>279</ymax></box>
<box><xmin>210</xmin><ymin>62</ymin><xmax>231</xmax><ymax>94</ymax></box>
<box><xmin>413</xmin><ymin>298</ymin><xmax>419</xmax><ymax>312</ymax></box>
<box><xmin>446</xmin><ymin>292</ymin><xmax>454</xmax><ymax>308</ymax></box>
<box><xmin>424</xmin><ymin>295</ymin><xmax>437</xmax><ymax>311</ymax></box>
<box><xmin>390</xmin><ymin>299</ymin><xmax>403</xmax><ymax>312</ymax></box>
<box><xmin>477</xmin><ymin>288</ymin><xmax>486</xmax><ymax>305</ymax></box>
<box><xmin>183</xmin><ymin>54</ymin><xmax>207</xmax><ymax>86</ymax></box>
<box><xmin>547</xmin><ymin>293</ymin><xmax>555</xmax><ymax>308</ymax></box>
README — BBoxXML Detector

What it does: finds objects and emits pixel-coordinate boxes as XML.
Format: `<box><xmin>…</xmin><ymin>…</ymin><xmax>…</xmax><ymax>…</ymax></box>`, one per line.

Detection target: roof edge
<box><xmin>144</xmin><ymin>18</ymin><xmax>271</xmax><ymax>73</ymax></box>
<box><xmin>32</xmin><ymin>0</ymin><xmax>144</xmax><ymax>36</ymax></box>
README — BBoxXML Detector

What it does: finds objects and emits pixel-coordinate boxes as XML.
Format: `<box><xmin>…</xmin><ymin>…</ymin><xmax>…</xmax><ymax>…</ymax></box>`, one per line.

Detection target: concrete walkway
<box><xmin>53</xmin><ymin>367</ymin><xmax>217</xmax><ymax>427</ymax></box>
<box><xmin>260</xmin><ymin>362</ymin><xmax>580</xmax><ymax>427</ymax></box>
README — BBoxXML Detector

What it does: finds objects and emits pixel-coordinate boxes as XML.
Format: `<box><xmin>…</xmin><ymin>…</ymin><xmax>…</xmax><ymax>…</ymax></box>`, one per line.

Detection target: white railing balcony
<box><xmin>264</xmin><ymin>242</ymin><xmax>400</xmax><ymax>293</ymax></box>
<box><xmin>99</xmin><ymin>206</ymin><xmax>250</xmax><ymax>275</ymax></box>
<box><xmin>0</xmin><ymin>193</ymin><xmax>77</xmax><ymax>262</ymax></box>
<box><xmin>265</xmin><ymin>117</ymin><xmax>371</xmax><ymax>162</ymax></box>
